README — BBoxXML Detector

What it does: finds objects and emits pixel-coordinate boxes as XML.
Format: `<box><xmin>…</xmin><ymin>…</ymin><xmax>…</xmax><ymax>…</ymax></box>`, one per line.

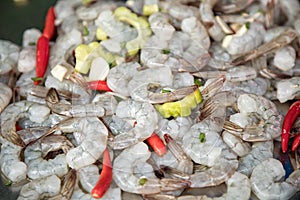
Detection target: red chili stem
<box><xmin>42</xmin><ymin>6</ymin><xmax>56</xmax><ymax>40</ymax></box>
<box><xmin>88</xmin><ymin>80</ymin><xmax>112</xmax><ymax>92</ymax></box>
<box><xmin>292</xmin><ymin>134</ymin><xmax>300</xmax><ymax>151</ymax></box>
<box><xmin>91</xmin><ymin>148</ymin><xmax>112</xmax><ymax>198</ymax></box>
<box><xmin>146</xmin><ymin>132</ymin><xmax>167</xmax><ymax>157</ymax></box>
<box><xmin>282</xmin><ymin>101</ymin><xmax>300</xmax><ymax>153</ymax></box>
<box><xmin>34</xmin><ymin>35</ymin><xmax>50</xmax><ymax>85</ymax></box>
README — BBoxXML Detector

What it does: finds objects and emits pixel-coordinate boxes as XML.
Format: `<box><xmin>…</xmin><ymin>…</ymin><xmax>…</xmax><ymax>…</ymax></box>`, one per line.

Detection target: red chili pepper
<box><xmin>281</xmin><ymin>100</ymin><xmax>300</xmax><ymax>153</ymax></box>
<box><xmin>91</xmin><ymin>148</ymin><xmax>112</xmax><ymax>198</ymax></box>
<box><xmin>15</xmin><ymin>124</ymin><xmax>22</xmax><ymax>131</ymax></box>
<box><xmin>42</xmin><ymin>6</ymin><xmax>56</xmax><ymax>40</ymax></box>
<box><xmin>146</xmin><ymin>132</ymin><xmax>167</xmax><ymax>157</ymax></box>
<box><xmin>34</xmin><ymin>35</ymin><xmax>50</xmax><ymax>85</ymax></box>
<box><xmin>88</xmin><ymin>80</ymin><xmax>112</xmax><ymax>92</ymax></box>
<box><xmin>292</xmin><ymin>134</ymin><xmax>300</xmax><ymax>151</ymax></box>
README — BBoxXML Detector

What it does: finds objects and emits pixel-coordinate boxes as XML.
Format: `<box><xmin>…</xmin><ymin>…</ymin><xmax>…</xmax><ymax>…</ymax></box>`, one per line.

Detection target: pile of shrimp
<box><xmin>1</xmin><ymin>0</ymin><xmax>300</xmax><ymax>199</ymax></box>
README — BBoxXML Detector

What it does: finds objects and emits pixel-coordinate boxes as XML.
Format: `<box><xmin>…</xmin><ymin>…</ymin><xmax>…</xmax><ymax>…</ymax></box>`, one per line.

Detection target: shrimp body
<box><xmin>0</xmin><ymin>82</ymin><xmax>12</xmax><ymax>114</ymax></box>
<box><xmin>250</xmin><ymin>158</ymin><xmax>300</xmax><ymax>200</ymax></box>
<box><xmin>50</xmin><ymin>117</ymin><xmax>108</xmax><ymax>169</ymax></box>
<box><xmin>0</xmin><ymin>39</ymin><xmax>20</xmax><ymax>74</ymax></box>
<box><xmin>113</xmin><ymin>142</ymin><xmax>190</xmax><ymax>194</ymax></box>
<box><xmin>17</xmin><ymin>175</ymin><xmax>61</xmax><ymax>200</ymax></box>
<box><xmin>277</xmin><ymin>77</ymin><xmax>300</xmax><ymax>103</ymax></box>
<box><xmin>110</xmin><ymin>99</ymin><xmax>158</xmax><ymax>149</ymax></box>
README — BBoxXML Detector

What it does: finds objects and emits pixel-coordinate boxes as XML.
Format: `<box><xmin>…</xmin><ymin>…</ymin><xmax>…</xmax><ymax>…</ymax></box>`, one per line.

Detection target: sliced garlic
<box><xmin>89</xmin><ymin>57</ymin><xmax>109</xmax><ymax>81</ymax></box>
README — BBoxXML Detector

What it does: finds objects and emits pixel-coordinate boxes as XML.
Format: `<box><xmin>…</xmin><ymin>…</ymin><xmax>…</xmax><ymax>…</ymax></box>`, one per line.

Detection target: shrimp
<box><xmin>228</xmin><ymin>93</ymin><xmax>283</xmax><ymax>142</ymax></box>
<box><xmin>214</xmin><ymin>0</ymin><xmax>254</xmax><ymax>14</ymax></box>
<box><xmin>250</xmin><ymin>158</ymin><xmax>300</xmax><ymax>200</ymax></box>
<box><xmin>222</xmin><ymin>131</ymin><xmax>251</xmax><ymax>157</ymax></box>
<box><xmin>0</xmin><ymin>101</ymin><xmax>52</xmax><ymax>146</ymax></box>
<box><xmin>273</xmin><ymin>45</ymin><xmax>296</xmax><ymax>71</ymax></box>
<box><xmin>231</xmin><ymin>29</ymin><xmax>297</xmax><ymax>65</ymax></box>
<box><xmin>0</xmin><ymin>138</ymin><xmax>27</xmax><ymax>183</ymax></box>
<box><xmin>223</xmin><ymin>22</ymin><xmax>265</xmax><ymax>55</ymax></box>
<box><xmin>0</xmin><ymin>39</ymin><xmax>20</xmax><ymax>75</ymax></box>
<box><xmin>92</xmin><ymin>92</ymin><xmax>118</xmax><ymax>116</ymax></box>
<box><xmin>207</xmin><ymin>42</ymin><xmax>234</xmax><ymax>70</ymax></box>
<box><xmin>113</xmin><ymin>142</ymin><xmax>190</xmax><ymax>194</ymax></box>
<box><xmin>199</xmin><ymin>0</ymin><xmax>225</xmax><ymax>42</ymax></box>
<box><xmin>45</xmin><ymin>88</ymin><xmax>105</xmax><ymax>117</ymax></box>
<box><xmin>0</xmin><ymin>82</ymin><xmax>12</xmax><ymax>114</ymax></box>
<box><xmin>17</xmin><ymin>175</ymin><xmax>61</xmax><ymax>200</ymax></box>
<box><xmin>17</xmin><ymin>46</ymin><xmax>36</xmax><ymax>73</ymax></box>
<box><xmin>106</xmin><ymin>62</ymin><xmax>140</xmax><ymax>97</ymax></box>
<box><xmin>149</xmin><ymin>12</ymin><xmax>175</xmax><ymax>41</ymax></box>
<box><xmin>24</xmin><ymin>136</ymin><xmax>70</xmax><ymax>180</ymax></box>
<box><xmin>109</xmin><ymin>99</ymin><xmax>158</xmax><ymax>150</ymax></box>
<box><xmin>48</xmin><ymin>117</ymin><xmax>108</xmax><ymax>169</ymax></box>
<box><xmin>237</xmin><ymin>141</ymin><xmax>274</xmax><ymax>177</ymax></box>
<box><xmin>145</xmin><ymin>172</ymin><xmax>251</xmax><ymax>200</ymax></box>
<box><xmin>276</xmin><ymin>77</ymin><xmax>300</xmax><ymax>103</ymax></box>
<box><xmin>193</xmin><ymin>66</ymin><xmax>257</xmax><ymax>82</ymax></box>
<box><xmin>18</xmin><ymin>127</ymin><xmax>50</xmax><ymax>146</ymax></box>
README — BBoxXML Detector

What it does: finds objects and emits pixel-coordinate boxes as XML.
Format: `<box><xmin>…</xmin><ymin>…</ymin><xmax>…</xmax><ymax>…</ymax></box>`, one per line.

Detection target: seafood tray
<box><xmin>1</xmin><ymin>0</ymin><xmax>300</xmax><ymax>199</ymax></box>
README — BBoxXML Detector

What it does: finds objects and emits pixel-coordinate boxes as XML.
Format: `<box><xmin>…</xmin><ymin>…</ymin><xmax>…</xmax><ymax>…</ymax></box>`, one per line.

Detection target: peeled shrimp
<box><xmin>113</xmin><ymin>142</ymin><xmax>190</xmax><ymax>194</ymax></box>
<box><xmin>48</xmin><ymin>117</ymin><xmax>108</xmax><ymax>169</ymax></box>
<box><xmin>0</xmin><ymin>39</ymin><xmax>20</xmax><ymax>74</ymax></box>
<box><xmin>277</xmin><ymin>77</ymin><xmax>300</xmax><ymax>103</ymax></box>
<box><xmin>0</xmin><ymin>82</ymin><xmax>12</xmax><ymax>114</ymax></box>
<box><xmin>109</xmin><ymin>99</ymin><xmax>158</xmax><ymax>149</ymax></box>
<box><xmin>17</xmin><ymin>175</ymin><xmax>61</xmax><ymax>200</ymax></box>
<box><xmin>250</xmin><ymin>158</ymin><xmax>300</xmax><ymax>200</ymax></box>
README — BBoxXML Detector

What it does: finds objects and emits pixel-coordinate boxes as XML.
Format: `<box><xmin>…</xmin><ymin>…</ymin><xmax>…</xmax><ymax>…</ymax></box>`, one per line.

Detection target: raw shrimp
<box><xmin>17</xmin><ymin>127</ymin><xmax>50</xmax><ymax>146</ymax></box>
<box><xmin>109</xmin><ymin>99</ymin><xmax>158</xmax><ymax>149</ymax></box>
<box><xmin>149</xmin><ymin>12</ymin><xmax>175</xmax><ymax>41</ymax></box>
<box><xmin>215</xmin><ymin>0</ymin><xmax>254</xmax><ymax>14</ymax></box>
<box><xmin>277</xmin><ymin>77</ymin><xmax>300</xmax><ymax>103</ymax></box>
<box><xmin>0</xmin><ymin>82</ymin><xmax>12</xmax><ymax>114</ymax></box>
<box><xmin>92</xmin><ymin>92</ymin><xmax>118</xmax><ymax>116</ymax></box>
<box><xmin>0</xmin><ymin>39</ymin><xmax>20</xmax><ymax>74</ymax></box>
<box><xmin>222</xmin><ymin>131</ymin><xmax>251</xmax><ymax>157</ymax></box>
<box><xmin>232</xmin><ymin>29</ymin><xmax>297</xmax><ymax>65</ymax></box>
<box><xmin>207</xmin><ymin>42</ymin><xmax>234</xmax><ymax>70</ymax></box>
<box><xmin>237</xmin><ymin>141</ymin><xmax>274</xmax><ymax>177</ymax></box>
<box><xmin>24</xmin><ymin>136</ymin><xmax>69</xmax><ymax>180</ymax></box>
<box><xmin>113</xmin><ymin>142</ymin><xmax>190</xmax><ymax>194</ymax></box>
<box><xmin>1</xmin><ymin>101</ymin><xmax>52</xmax><ymax>146</ymax></box>
<box><xmin>199</xmin><ymin>0</ymin><xmax>225</xmax><ymax>41</ymax></box>
<box><xmin>17</xmin><ymin>46</ymin><xmax>36</xmax><ymax>73</ymax></box>
<box><xmin>145</xmin><ymin>172</ymin><xmax>251</xmax><ymax>200</ymax></box>
<box><xmin>223</xmin><ymin>22</ymin><xmax>265</xmax><ymax>55</ymax></box>
<box><xmin>250</xmin><ymin>158</ymin><xmax>300</xmax><ymax>200</ymax></box>
<box><xmin>17</xmin><ymin>175</ymin><xmax>61</xmax><ymax>200</ymax></box>
<box><xmin>45</xmin><ymin>88</ymin><xmax>105</xmax><ymax>117</ymax></box>
<box><xmin>0</xmin><ymin>138</ymin><xmax>27</xmax><ymax>183</ymax></box>
<box><xmin>273</xmin><ymin>45</ymin><xmax>296</xmax><ymax>71</ymax></box>
<box><xmin>228</xmin><ymin>93</ymin><xmax>282</xmax><ymax>141</ymax></box>
<box><xmin>193</xmin><ymin>66</ymin><xmax>257</xmax><ymax>82</ymax></box>
<box><xmin>40</xmin><ymin>135</ymin><xmax>74</xmax><ymax>158</ymax></box>
<box><xmin>48</xmin><ymin>117</ymin><xmax>108</xmax><ymax>169</ymax></box>
<box><xmin>106</xmin><ymin>62</ymin><xmax>140</xmax><ymax>97</ymax></box>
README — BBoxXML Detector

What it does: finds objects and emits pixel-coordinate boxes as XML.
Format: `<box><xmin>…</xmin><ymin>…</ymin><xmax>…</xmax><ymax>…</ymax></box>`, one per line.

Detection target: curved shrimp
<box><xmin>17</xmin><ymin>175</ymin><xmax>61</xmax><ymax>200</ymax></box>
<box><xmin>113</xmin><ymin>142</ymin><xmax>190</xmax><ymax>194</ymax></box>
<box><xmin>0</xmin><ymin>82</ymin><xmax>12</xmax><ymax>114</ymax></box>
<box><xmin>0</xmin><ymin>39</ymin><xmax>20</xmax><ymax>75</ymax></box>
<box><xmin>0</xmin><ymin>101</ymin><xmax>52</xmax><ymax>146</ymax></box>
<box><xmin>24</xmin><ymin>135</ymin><xmax>71</xmax><ymax>180</ymax></box>
<box><xmin>145</xmin><ymin>172</ymin><xmax>251</xmax><ymax>200</ymax></box>
<box><xmin>250</xmin><ymin>158</ymin><xmax>300</xmax><ymax>200</ymax></box>
<box><xmin>277</xmin><ymin>77</ymin><xmax>300</xmax><ymax>103</ymax></box>
<box><xmin>109</xmin><ymin>99</ymin><xmax>158</xmax><ymax>150</ymax></box>
<box><xmin>228</xmin><ymin>93</ymin><xmax>283</xmax><ymax>142</ymax></box>
<box><xmin>0</xmin><ymin>138</ymin><xmax>27</xmax><ymax>183</ymax></box>
<box><xmin>48</xmin><ymin>117</ymin><xmax>108</xmax><ymax>169</ymax></box>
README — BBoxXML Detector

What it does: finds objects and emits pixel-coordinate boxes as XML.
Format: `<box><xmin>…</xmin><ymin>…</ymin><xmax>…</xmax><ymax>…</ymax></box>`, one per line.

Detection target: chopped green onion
<box><xmin>31</xmin><ymin>77</ymin><xmax>43</xmax><ymax>82</ymax></box>
<box><xmin>139</xmin><ymin>177</ymin><xmax>148</xmax><ymax>185</ymax></box>
<box><xmin>161</xmin><ymin>89</ymin><xmax>171</xmax><ymax>93</ymax></box>
<box><xmin>83</xmin><ymin>26</ymin><xmax>89</xmax><ymax>36</ymax></box>
<box><xmin>5</xmin><ymin>180</ymin><xmax>12</xmax><ymax>186</ymax></box>
<box><xmin>28</xmin><ymin>42</ymin><xmax>36</xmax><ymax>46</ymax></box>
<box><xmin>162</xmin><ymin>48</ymin><xmax>171</xmax><ymax>54</ymax></box>
<box><xmin>194</xmin><ymin>79</ymin><xmax>202</xmax><ymax>87</ymax></box>
<box><xmin>245</xmin><ymin>22</ymin><xmax>251</xmax><ymax>30</ymax></box>
<box><xmin>199</xmin><ymin>132</ymin><xmax>206</xmax><ymax>143</ymax></box>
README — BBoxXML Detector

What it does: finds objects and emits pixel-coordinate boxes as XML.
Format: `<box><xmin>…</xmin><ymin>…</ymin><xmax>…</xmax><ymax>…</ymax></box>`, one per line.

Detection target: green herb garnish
<box><xmin>5</xmin><ymin>180</ymin><xmax>12</xmax><ymax>186</ymax></box>
<box><xmin>162</xmin><ymin>48</ymin><xmax>171</xmax><ymax>54</ymax></box>
<box><xmin>83</xmin><ymin>26</ymin><xmax>89</xmax><ymax>36</ymax></box>
<box><xmin>161</xmin><ymin>89</ymin><xmax>171</xmax><ymax>93</ymax></box>
<box><xmin>194</xmin><ymin>79</ymin><xmax>202</xmax><ymax>87</ymax></box>
<box><xmin>139</xmin><ymin>177</ymin><xmax>148</xmax><ymax>185</ymax></box>
<box><xmin>28</xmin><ymin>42</ymin><xmax>36</xmax><ymax>46</ymax></box>
<box><xmin>245</xmin><ymin>22</ymin><xmax>251</xmax><ymax>29</ymax></box>
<box><xmin>31</xmin><ymin>77</ymin><xmax>43</xmax><ymax>82</ymax></box>
<box><xmin>199</xmin><ymin>132</ymin><xmax>206</xmax><ymax>143</ymax></box>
